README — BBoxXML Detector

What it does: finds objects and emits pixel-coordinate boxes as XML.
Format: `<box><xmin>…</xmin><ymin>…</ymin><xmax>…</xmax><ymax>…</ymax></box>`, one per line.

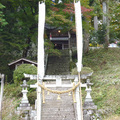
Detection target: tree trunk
<box><xmin>83</xmin><ymin>30</ymin><xmax>90</xmax><ymax>53</ymax></box>
<box><xmin>103</xmin><ymin>2</ymin><xmax>107</xmax><ymax>24</ymax></box>
<box><xmin>106</xmin><ymin>0</ymin><xmax>110</xmax><ymax>46</ymax></box>
<box><xmin>94</xmin><ymin>16</ymin><xmax>98</xmax><ymax>31</ymax></box>
<box><xmin>103</xmin><ymin>1</ymin><xmax>109</xmax><ymax>48</ymax></box>
<box><xmin>22</xmin><ymin>37</ymin><xmax>31</xmax><ymax>58</ymax></box>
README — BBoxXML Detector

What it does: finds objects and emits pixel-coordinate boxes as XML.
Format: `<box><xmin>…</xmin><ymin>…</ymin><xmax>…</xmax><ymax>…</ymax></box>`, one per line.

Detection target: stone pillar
<box><xmin>56</xmin><ymin>77</ymin><xmax>62</xmax><ymax>87</ymax></box>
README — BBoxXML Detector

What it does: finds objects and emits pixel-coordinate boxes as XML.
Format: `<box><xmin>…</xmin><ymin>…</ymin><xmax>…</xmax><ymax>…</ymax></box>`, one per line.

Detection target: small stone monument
<box><xmin>17</xmin><ymin>80</ymin><xmax>32</xmax><ymax>118</ymax></box>
<box><xmin>84</xmin><ymin>79</ymin><xmax>94</xmax><ymax>103</ymax></box>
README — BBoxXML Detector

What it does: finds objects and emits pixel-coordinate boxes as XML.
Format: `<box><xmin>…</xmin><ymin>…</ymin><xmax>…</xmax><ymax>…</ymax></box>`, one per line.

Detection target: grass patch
<box><xmin>103</xmin><ymin>115</ymin><xmax>120</xmax><ymax>120</ymax></box>
<box><xmin>83</xmin><ymin>48</ymin><xmax>120</xmax><ymax>119</ymax></box>
<box><xmin>2</xmin><ymin>97</ymin><xmax>20</xmax><ymax>120</ymax></box>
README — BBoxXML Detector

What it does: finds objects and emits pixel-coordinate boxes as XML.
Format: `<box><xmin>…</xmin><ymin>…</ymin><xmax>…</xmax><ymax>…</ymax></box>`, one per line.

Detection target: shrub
<box><xmin>117</xmin><ymin>42</ymin><xmax>120</xmax><ymax>47</ymax></box>
<box><xmin>69</xmin><ymin>61</ymin><xmax>76</xmax><ymax>72</ymax></box>
<box><xmin>71</xmin><ymin>67</ymin><xmax>93</xmax><ymax>75</ymax></box>
<box><xmin>4</xmin><ymin>84</ymin><xmax>22</xmax><ymax>98</ymax></box>
<box><xmin>13</xmin><ymin>64</ymin><xmax>37</xmax><ymax>85</ymax></box>
<box><xmin>115</xmin><ymin>107</ymin><xmax>120</xmax><ymax>114</ymax></box>
<box><xmin>28</xmin><ymin>91</ymin><xmax>37</xmax><ymax>105</ymax></box>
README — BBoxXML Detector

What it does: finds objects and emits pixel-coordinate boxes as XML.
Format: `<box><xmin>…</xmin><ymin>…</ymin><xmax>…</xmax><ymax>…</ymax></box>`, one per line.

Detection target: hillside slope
<box><xmin>3</xmin><ymin>48</ymin><xmax>120</xmax><ymax>120</ymax></box>
<box><xmin>82</xmin><ymin>48</ymin><xmax>120</xmax><ymax>119</ymax></box>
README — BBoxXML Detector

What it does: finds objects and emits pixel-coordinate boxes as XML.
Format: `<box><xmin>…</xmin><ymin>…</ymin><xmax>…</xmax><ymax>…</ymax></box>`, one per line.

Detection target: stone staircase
<box><xmin>41</xmin><ymin>81</ymin><xmax>76</xmax><ymax>120</ymax></box>
<box><xmin>42</xmin><ymin>50</ymin><xmax>77</xmax><ymax>120</ymax></box>
<box><xmin>46</xmin><ymin>50</ymin><xmax>70</xmax><ymax>75</ymax></box>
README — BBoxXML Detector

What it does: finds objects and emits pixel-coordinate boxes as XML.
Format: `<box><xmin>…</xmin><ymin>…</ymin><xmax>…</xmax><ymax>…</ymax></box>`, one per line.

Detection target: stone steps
<box><xmin>46</xmin><ymin>50</ymin><xmax>70</xmax><ymax>75</ymax></box>
<box><xmin>41</xmin><ymin>81</ymin><xmax>76</xmax><ymax>120</ymax></box>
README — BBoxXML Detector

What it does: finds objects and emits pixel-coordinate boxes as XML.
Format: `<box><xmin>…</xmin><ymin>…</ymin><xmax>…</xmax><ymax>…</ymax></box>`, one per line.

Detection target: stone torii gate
<box><xmin>24</xmin><ymin>72</ymin><xmax>98</xmax><ymax>120</ymax></box>
<box><xmin>27</xmin><ymin>75</ymin><xmax>83</xmax><ymax>120</ymax></box>
<box><xmin>24</xmin><ymin>74</ymin><xmax>88</xmax><ymax>120</ymax></box>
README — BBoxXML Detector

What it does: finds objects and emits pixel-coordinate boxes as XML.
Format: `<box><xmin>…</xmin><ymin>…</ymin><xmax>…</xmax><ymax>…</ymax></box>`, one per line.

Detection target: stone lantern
<box><xmin>17</xmin><ymin>80</ymin><xmax>32</xmax><ymax>117</ymax></box>
<box><xmin>83</xmin><ymin>79</ymin><xmax>98</xmax><ymax>120</ymax></box>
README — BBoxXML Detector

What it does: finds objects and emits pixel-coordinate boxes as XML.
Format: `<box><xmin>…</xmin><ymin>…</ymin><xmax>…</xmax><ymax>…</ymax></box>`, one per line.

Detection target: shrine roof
<box><xmin>8</xmin><ymin>58</ymin><xmax>37</xmax><ymax>69</ymax></box>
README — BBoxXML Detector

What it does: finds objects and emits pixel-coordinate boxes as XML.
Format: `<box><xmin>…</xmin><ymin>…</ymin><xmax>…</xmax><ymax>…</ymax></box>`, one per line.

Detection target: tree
<box><xmin>89</xmin><ymin>0</ymin><xmax>113</xmax><ymax>47</ymax></box>
<box><xmin>109</xmin><ymin>0</ymin><xmax>120</xmax><ymax>41</ymax></box>
<box><xmin>0</xmin><ymin>0</ymin><xmax>93</xmax><ymax>58</ymax></box>
<box><xmin>80</xmin><ymin>0</ymin><xmax>93</xmax><ymax>53</ymax></box>
<box><xmin>98</xmin><ymin>0</ymin><xmax>110</xmax><ymax>48</ymax></box>
<box><xmin>0</xmin><ymin>0</ymin><xmax>39</xmax><ymax>58</ymax></box>
<box><xmin>46</xmin><ymin>1</ymin><xmax>75</xmax><ymax>31</ymax></box>
<box><xmin>0</xmin><ymin>3</ymin><xmax>8</xmax><ymax>30</ymax></box>
<box><xmin>13</xmin><ymin>64</ymin><xmax>37</xmax><ymax>85</ymax></box>
<box><xmin>46</xmin><ymin>0</ymin><xmax>92</xmax><ymax>53</ymax></box>
<box><xmin>90</xmin><ymin>0</ymin><xmax>102</xmax><ymax>31</ymax></box>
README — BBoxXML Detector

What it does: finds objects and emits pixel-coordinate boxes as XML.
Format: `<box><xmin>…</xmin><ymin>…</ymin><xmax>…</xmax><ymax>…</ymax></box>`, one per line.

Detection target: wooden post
<box><xmin>78</xmin><ymin>72</ymin><xmax>83</xmax><ymax>120</ymax></box>
<box><xmin>74</xmin><ymin>1</ymin><xmax>83</xmax><ymax>119</ymax></box>
<box><xmin>0</xmin><ymin>74</ymin><xmax>4</xmax><ymax>120</ymax></box>
<box><xmin>37</xmin><ymin>1</ymin><xmax>45</xmax><ymax>120</ymax></box>
<box><xmin>37</xmin><ymin>79</ymin><xmax>42</xmax><ymax>120</ymax></box>
<box><xmin>75</xmin><ymin>77</ymin><xmax>81</xmax><ymax>120</ymax></box>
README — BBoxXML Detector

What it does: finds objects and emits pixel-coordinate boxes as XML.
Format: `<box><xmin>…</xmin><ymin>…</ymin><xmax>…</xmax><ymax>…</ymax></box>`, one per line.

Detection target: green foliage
<box><xmin>4</xmin><ymin>83</ymin><xmax>22</xmax><ymax>98</ymax></box>
<box><xmin>0</xmin><ymin>54</ymin><xmax>14</xmax><ymax>82</ymax></box>
<box><xmin>90</xmin><ymin>0</ymin><xmax>102</xmax><ymax>16</ymax></box>
<box><xmin>28</xmin><ymin>91</ymin><xmax>37</xmax><ymax>105</ymax></box>
<box><xmin>72</xmin><ymin>50</ymin><xmax>77</xmax><ymax>62</ymax></box>
<box><xmin>71</xmin><ymin>67</ymin><xmax>93</xmax><ymax>75</ymax></box>
<box><xmin>81</xmin><ymin>67</ymin><xmax>93</xmax><ymax>75</ymax></box>
<box><xmin>0</xmin><ymin>0</ymin><xmax>93</xmax><ymax>57</ymax></box>
<box><xmin>0</xmin><ymin>3</ymin><xmax>8</xmax><ymax>30</ymax></box>
<box><xmin>69</xmin><ymin>61</ymin><xmax>76</xmax><ymax>72</ymax></box>
<box><xmin>13</xmin><ymin>64</ymin><xmax>37</xmax><ymax>85</ymax></box>
<box><xmin>45</xmin><ymin>39</ymin><xmax>61</xmax><ymax>56</ymax></box>
<box><xmin>90</xmin><ymin>24</ymin><xmax>106</xmax><ymax>45</ymax></box>
<box><xmin>115</xmin><ymin>107</ymin><xmax>120</xmax><ymax>115</ymax></box>
<box><xmin>109</xmin><ymin>1</ymin><xmax>120</xmax><ymax>39</ymax></box>
<box><xmin>0</xmin><ymin>0</ymin><xmax>39</xmax><ymax>57</ymax></box>
<box><xmin>117</xmin><ymin>42</ymin><xmax>120</xmax><ymax>47</ymax></box>
<box><xmin>46</xmin><ymin>2</ymin><xmax>75</xmax><ymax>31</ymax></box>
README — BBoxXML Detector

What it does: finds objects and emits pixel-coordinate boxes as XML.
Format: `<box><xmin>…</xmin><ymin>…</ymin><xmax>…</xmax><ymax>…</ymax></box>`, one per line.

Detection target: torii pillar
<box><xmin>37</xmin><ymin>2</ymin><xmax>45</xmax><ymax>120</ymax></box>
